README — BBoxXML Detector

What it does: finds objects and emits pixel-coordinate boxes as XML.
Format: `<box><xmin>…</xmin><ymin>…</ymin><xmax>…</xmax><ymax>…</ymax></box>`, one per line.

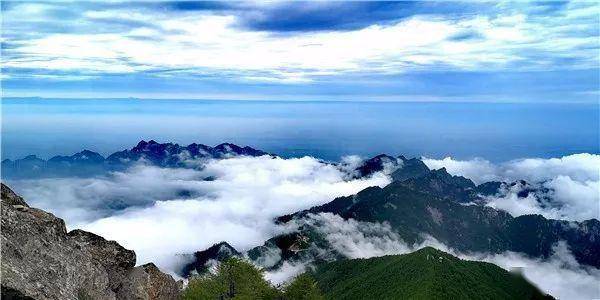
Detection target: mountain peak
<box><xmin>136</xmin><ymin>140</ymin><xmax>148</xmax><ymax>147</ymax></box>
<box><xmin>181</xmin><ymin>241</ymin><xmax>241</xmax><ymax>277</ymax></box>
<box><xmin>355</xmin><ymin>154</ymin><xmax>399</xmax><ymax>177</ymax></box>
<box><xmin>390</xmin><ymin>157</ymin><xmax>430</xmax><ymax>182</ymax></box>
<box><xmin>412</xmin><ymin>246</ymin><xmax>457</xmax><ymax>260</ymax></box>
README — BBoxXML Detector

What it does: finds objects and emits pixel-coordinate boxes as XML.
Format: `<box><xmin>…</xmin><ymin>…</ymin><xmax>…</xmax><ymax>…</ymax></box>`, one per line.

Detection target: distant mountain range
<box><xmin>1</xmin><ymin>140</ymin><xmax>268</xmax><ymax>179</ymax></box>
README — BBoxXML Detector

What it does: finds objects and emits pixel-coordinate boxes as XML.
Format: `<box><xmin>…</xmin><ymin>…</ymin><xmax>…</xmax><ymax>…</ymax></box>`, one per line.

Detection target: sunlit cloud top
<box><xmin>2</xmin><ymin>1</ymin><xmax>599</xmax><ymax>101</ymax></box>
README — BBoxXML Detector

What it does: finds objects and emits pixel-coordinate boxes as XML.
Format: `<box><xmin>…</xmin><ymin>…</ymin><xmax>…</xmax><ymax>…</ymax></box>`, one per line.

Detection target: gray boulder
<box><xmin>1</xmin><ymin>183</ymin><xmax>180</xmax><ymax>300</ymax></box>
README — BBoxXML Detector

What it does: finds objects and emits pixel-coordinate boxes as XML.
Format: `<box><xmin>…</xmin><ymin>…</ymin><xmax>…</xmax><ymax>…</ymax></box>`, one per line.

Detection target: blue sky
<box><xmin>2</xmin><ymin>1</ymin><xmax>599</xmax><ymax>102</ymax></box>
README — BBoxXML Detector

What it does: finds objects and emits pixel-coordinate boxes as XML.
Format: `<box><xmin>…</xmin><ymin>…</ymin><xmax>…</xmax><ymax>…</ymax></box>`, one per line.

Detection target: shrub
<box><xmin>283</xmin><ymin>274</ymin><xmax>324</xmax><ymax>300</ymax></box>
<box><xmin>182</xmin><ymin>258</ymin><xmax>279</xmax><ymax>300</ymax></box>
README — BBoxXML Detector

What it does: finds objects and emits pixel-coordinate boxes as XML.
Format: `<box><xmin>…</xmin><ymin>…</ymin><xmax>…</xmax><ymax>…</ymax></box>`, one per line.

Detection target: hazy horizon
<box><xmin>3</xmin><ymin>98</ymin><xmax>598</xmax><ymax>162</ymax></box>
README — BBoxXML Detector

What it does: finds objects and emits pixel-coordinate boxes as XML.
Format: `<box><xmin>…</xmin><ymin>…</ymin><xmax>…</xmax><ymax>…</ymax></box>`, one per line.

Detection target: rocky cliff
<box><xmin>1</xmin><ymin>183</ymin><xmax>181</xmax><ymax>300</ymax></box>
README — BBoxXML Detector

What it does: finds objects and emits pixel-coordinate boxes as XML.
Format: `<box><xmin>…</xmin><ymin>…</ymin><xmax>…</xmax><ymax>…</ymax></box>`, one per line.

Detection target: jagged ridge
<box><xmin>1</xmin><ymin>140</ymin><xmax>268</xmax><ymax>179</ymax></box>
<box><xmin>247</xmin><ymin>162</ymin><xmax>600</xmax><ymax>271</ymax></box>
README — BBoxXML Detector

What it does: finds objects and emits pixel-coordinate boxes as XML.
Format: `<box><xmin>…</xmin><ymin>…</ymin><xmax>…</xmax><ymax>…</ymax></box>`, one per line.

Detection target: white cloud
<box><xmin>423</xmin><ymin>153</ymin><xmax>600</xmax><ymax>184</ymax></box>
<box><xmin>290</xmin><ymin>213</ymin><xmax>412</xmax><ymax>259</ymax></box>
<box><xmin>422</xmin><ymin>153</ymin><xmax>600</xmax><ymax>221</ymax></box>
<box><xmin>9</xmin><ymin>156</ymin><xmax>390</xmax><ymax>274</ymax></box>
<box><xmin>484</xmin><ymin>176</ymin><xmax>600</xmax><ymax>221</ymax></box>
<box><xmin>264</xmin><ymin>262</ymin><xmax>307</xmax><ymax>285</ymax></box>
<box><xmin>3</xmin><ymin>2</ymin><xmax>598</xmax><ymax>82</ymax></box>
<box><xmin>471</xmin><ymin>242</ymin><xmax>600</xmax><ymax>300</ymax></box>
<box><xmin>422</xmin><ymin>156</ymin><xmax>499</xmax><ymax>183</ymax></box>
<box><xmin>262</xmin><ymin>212</ymin><xmax>412</xmax><ymax>285</ymax></box>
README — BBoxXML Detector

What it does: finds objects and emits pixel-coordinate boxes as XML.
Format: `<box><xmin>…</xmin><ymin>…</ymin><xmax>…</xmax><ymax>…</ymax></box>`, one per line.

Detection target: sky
<box><xmin>2</xmin><ymin>0</ymin><xmax>599</xmax><ymax>102</ymax></box>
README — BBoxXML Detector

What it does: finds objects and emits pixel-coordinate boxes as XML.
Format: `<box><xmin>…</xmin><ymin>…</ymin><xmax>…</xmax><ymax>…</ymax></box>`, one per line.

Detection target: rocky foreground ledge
<box><xmin>1</xmin><ymin>183</ymin><xmax>181</xmax><ymax>300</ymax></box>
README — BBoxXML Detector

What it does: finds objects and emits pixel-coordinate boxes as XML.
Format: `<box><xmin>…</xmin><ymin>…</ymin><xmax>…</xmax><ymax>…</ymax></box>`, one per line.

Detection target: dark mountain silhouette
<box><xmin>180</xmin><ymin>242</ymin><xmax>241</xmax><ymax>277</ymax></box>
<box><xmin>2</xmin><ymin>140</ymin><xmax>268</xmax><ymax>179</ymax></box>
<box><xmin>248</xmin><ymin>163</ymin><xmax>599</xmax><ymax>271</ymax></box>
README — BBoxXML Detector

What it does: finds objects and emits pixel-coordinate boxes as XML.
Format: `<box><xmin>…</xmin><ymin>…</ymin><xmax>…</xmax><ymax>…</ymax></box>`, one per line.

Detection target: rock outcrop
<box><xmin>180</xmin><ymin>241</ymin><xmax>241</xmax><ymax>277</ymax></box>
<box><xmin>1</xmin><ymin>183</ymin><xmax>181</xmax><ymax>300</ymax></box>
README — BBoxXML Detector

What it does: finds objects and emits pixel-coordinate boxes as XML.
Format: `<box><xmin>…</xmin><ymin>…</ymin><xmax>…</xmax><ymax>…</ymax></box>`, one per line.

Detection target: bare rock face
<box><xmin>117</xmin><ymin>264</ymin><xmax>183</xmax><ymax>300</ymax></box>
<box><xmin>1</xmin><ymin>183</ymin><xmax>180</xmax><ymax>300</ymax></box>
<box><xmin>1</xmin><ymin>183</ymin><xmax>28</xmax><ymax>207</ymax></box>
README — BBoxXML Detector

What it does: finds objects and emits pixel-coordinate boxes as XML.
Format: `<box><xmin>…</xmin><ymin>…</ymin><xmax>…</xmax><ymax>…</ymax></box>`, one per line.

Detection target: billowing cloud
<box><xmin>264</xmin><ymin>212</ymin><xmax>413</xmax><ymax>284</ymax></box>
<box><xmin>288</xmin><ymin>213</ymin><xmax>411</xmax><ymax>259</ymax></box>
<box><xmin>264</xmin><ymin>262</ymin><xmax>308</xmax><ymax>285</ymax></box>
<box><xmin>422</xmin><ymin>153</ymin><xmax>600</xmax><ymax>221</ymax></box>
<box><xmin>8</xmin><ymin>155</ymin><xmax>390</xmax><ymax>274</ymax></box>
<box><xmin>422</xmin><ymin>153</ymin><xmax>599</xmax><ymax>184</ymax></box>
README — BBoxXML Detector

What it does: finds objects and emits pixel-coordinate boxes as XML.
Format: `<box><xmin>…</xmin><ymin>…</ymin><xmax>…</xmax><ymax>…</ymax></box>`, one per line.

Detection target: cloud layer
<box><xmin>423</xmin><ymin>153</ymin><xmax>600</xmax><ymax>221</ymax></box>
<box><xmin>8</xmin><ymin>155</ymin><xmax>390</xmax><ymax>274</ymax></box>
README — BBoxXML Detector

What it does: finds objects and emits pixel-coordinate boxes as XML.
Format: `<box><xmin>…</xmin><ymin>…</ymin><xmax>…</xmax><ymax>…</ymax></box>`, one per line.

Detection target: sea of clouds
<box><xmin>8</xmin><ymin>155</ymin><xmax>391</xmax><ymax>272</ymax></box>
<box><xmin>6</xmin><ymin>153</ymin><xmax>599</xmax><ymax>299</ymax></box>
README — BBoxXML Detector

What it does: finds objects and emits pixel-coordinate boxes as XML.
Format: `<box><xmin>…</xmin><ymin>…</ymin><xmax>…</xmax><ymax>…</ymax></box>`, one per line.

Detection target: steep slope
<box><xmin>390</xmin><ymin>157</ymin><xmax>430</xmax><ymax>182</ymax></box>
<box><xmin>311</xmin><ymin>247</ymin><xmax>554</xmax><ymax>300</ymax></box>
<box><xmin>1</xmin><ymin>183</ymin><xmax>180</xmax><ymax>300</ymax></box>
<box><xmin>269</xmin><ymin>181</ymin><xmax>599</xmax><ymax>268</ymax></box>
<box><xmin>256</xmin><ymin>158</ymin><xmax>599</xmax><ymax>271</ymax></box>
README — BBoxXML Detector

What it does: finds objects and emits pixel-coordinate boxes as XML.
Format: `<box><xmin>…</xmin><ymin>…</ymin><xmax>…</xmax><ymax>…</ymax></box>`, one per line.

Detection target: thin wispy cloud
<box><xmin>2</xmin><ymin>1</ymin><xmax>598</xmax><ymax>100</ymax></box>
<box><xmin>3</xmin><ymin>2</ymin><xmax>598</xmax><ymax>81</ymax></box>
<box><xmin>8</xmin><ymin>155</ymin><xmax>391</xmax><ymax>273</ymax></box>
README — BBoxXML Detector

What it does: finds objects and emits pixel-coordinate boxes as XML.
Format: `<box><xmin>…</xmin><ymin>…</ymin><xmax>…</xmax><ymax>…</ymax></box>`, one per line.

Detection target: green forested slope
<box><xmin>311</xmin><ymin>247</ymin><xmax>554</xmax><ymax>300</ymax></box>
